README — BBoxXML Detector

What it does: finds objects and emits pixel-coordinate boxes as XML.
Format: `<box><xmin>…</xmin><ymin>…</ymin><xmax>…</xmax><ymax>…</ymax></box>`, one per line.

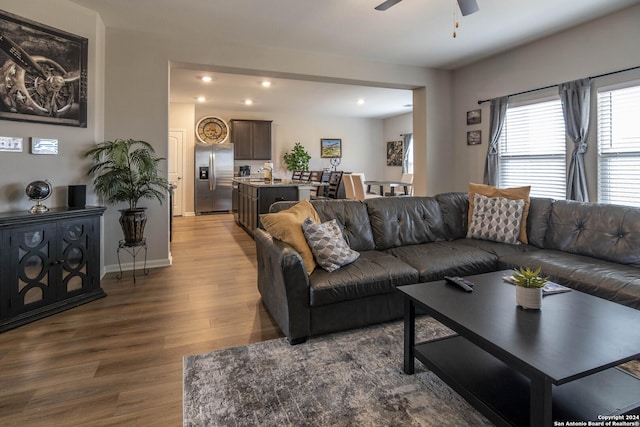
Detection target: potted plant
<box><xmin>85</xmin><ymin>138</ymin><xmax>169</xmax><ymax>244</ymax></box>
<box><xmin>283</xmin><ymin>142</ymin><xmax>311</xmax><ymax>171</ymax></box>
<box><xmin>512</xmin><ymin>266</ymin><xmax>548</xmax><ymax>310</ymax></box>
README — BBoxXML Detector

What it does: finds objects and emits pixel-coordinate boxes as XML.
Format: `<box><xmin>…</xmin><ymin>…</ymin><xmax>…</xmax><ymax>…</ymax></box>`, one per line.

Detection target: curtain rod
<box><xmin>477</xmin><ymin>65</ymin><xmax>640</xmax><ymax>105</ymax></box>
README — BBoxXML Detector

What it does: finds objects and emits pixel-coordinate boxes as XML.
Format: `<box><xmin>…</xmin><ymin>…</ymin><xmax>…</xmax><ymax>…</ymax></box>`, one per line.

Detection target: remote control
<box><xmin>444</xmin><ymin>276</ymin><xmax>474</xmax><ymax>292</ymax></box>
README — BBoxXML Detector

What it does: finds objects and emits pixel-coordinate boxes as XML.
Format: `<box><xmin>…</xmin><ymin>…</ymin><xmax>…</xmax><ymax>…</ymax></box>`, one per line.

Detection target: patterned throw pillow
<box><xmin>466</xmin><ymin>193</ymin><xmax>525</xmax><ymax>245</ymax></box>
<box><xmin>302</xmin><ymin>217</ymin><xmax>360</xmax><ymax>272</ymax></box>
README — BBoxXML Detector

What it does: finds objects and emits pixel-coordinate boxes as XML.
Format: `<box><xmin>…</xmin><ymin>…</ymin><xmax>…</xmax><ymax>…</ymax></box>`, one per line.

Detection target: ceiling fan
<box><xmin>375</xmin><ymin>0</ymin><xmax>479</xmax><ymax>16</ymax></box>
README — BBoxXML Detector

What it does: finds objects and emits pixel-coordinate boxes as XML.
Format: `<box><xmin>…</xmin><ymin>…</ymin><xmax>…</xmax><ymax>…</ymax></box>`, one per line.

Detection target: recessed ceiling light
<box><xmin>197</xmin><ymin>96</ymin><xmax>206</xmax><ymax>102</ymax></box>
<box><xmin>357</xmin><ymin>99</ymin><xmax>365</xmax><ymax>105</ymax></box>
<box><xmin>244</xmin><ymin>99</ymin><xmax>253</xmax><ymax>105</ymax></box>
<box><xmin>261</xmin><ymin>81</ymin><xmax>272</xmax><ymax>87</ymax></box>
<box><xmin>201</xmin><ymin>76</ymin><xmax>212</xmax><ymax>82</ymax></box>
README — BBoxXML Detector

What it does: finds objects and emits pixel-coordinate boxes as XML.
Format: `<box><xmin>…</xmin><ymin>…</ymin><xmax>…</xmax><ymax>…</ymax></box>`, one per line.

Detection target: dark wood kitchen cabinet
<box><xmin>0</xmin><ymin>207</ymin><xmax>106</xmax><ymax>332</ymax></box>
<box><xmin>236</xmin><ymin>182</ymin><xmax>297</xmax><ymax>236</ymax></box>
<box><xmin>230</xmin><ymin>119</ymin><xmax>272</xmax><ymax>160</ymax></box>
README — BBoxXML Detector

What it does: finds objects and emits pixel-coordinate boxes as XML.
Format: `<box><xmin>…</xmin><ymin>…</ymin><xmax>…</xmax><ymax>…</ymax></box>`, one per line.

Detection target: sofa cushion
<box><xmin>527</xmin><ymin>197</ymin><xmax>554</xmax><ymax>248</ymax></box>
<box><xmin>468</xmin><ymin>183</ymin><xmax>531</xmax><ymax>244</ymax></box>
<box><xmin>308</xmin><ymin>199</ymin><xmax>376</xmax><ymax>251</ymax></box>
<box><xmin>308</xmin><ymin>250</ymin><xmax>419</xmax><ymax>306</ymax></box>
<box><xmin>545</xmin><ymin>200</ymin><xmax>640</xmax><ymax>267</ymax></box>
<box><xmin>455</xmin><ymin>238</ymin><xmax>538</xmax><ymax>258</ymax></box>
<box><xmin>435</xmin><ymin>192</ymin><xmax>469</xmax><ymax>240</ymax></box>
<box><xmin>467</xmin><ymin>194</ymin><xmax>525</xmax><ymax>245</ymax></box>
<box><xmin>302</xmin><ymin>218</ymin><xmax>359</xmax><ymax>272</ymax></box>
<box><xmin>261</xmin><ymin>200</ymin><xmax>320</xmax><ymax>275</ymax></box>
<box><xmin>386</xmin><ymin>241</ymin><xmax>499</xmax><ymax>282</ymax></box>
<box><xmin>365</xmin><ymin>197</ymin><xmax>448</xmax><ymax>250</ymax></box>
<box><xmin>499</xmin><ymin>250</ymin><xmax>640</xmax><ymax>310</ymax></box>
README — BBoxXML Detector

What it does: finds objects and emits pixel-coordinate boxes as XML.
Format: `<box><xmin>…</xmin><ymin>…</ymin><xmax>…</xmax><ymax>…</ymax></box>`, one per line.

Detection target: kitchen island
<box><xmin>234</xmin><ymin>178</ymin><xmax>321</xmax><ymax>237</ymax></box>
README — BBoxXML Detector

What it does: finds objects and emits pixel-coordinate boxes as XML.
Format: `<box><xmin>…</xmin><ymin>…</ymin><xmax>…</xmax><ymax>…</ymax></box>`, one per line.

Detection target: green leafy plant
<box><xmin>512</xmin><ymin>266</ymin><xmax>548</xmax><ymax>288</ymax></box>
<box><xmin>85</xmin><ymin>138</ymin><xmax>169</xmax><ymax>210</ymax></box>
<box><xmin>283</xmin><ymin>142</ymin><xmax>311</xmax><ymax>171</ymax></box>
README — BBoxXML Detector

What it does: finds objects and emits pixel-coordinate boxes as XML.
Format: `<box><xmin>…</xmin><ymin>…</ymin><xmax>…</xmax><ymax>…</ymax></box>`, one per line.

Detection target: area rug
<box><xmin>183</xmin><ymin>317</ymin><xmax>640</xmax><ymax>426</ymax></box>
<box><xmin>183</xmin><ymin>317</ymin><xmax>494</xmax><ymax>426</ymax></box>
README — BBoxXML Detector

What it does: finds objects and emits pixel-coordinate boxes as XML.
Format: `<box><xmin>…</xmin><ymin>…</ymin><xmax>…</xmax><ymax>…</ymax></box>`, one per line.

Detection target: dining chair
<box><xmin>291</xmin><ymin>170</ymin><xmax>303</xmax><ymax>180</ymax></box>
<box><xmin>351</xmin><ymin>173</ymin><xmax>381</xmax><ymax>201</ymax></box>
<box><xmin>400</xmin><ymin>172</ymin><xmax>414</xmax><ymax>195</ymax></box>
<box><xmin>342</xmin><ymin>174</ymin><xmax>357</xmax><ymax>199</ymax></box>
<box><xmin>308</xmin><ymin>170</ymin><xmax>323</xmax><ymax>197</ymax></box>
<box><xmin>300</xmin><ymin>170</ymin><xmax>312</xmax><ymax>181</ymax></box>
<box><xmin>324</xmin><ymin>171</ymin><xmax>343</xmax><ymax>199</ymax></box>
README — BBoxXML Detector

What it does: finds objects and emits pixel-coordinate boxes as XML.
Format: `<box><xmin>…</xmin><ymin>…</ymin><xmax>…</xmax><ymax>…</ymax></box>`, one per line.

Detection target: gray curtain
<box><xmin>402</xmin><ymin>133</ymin><xmax>412</xmax><ymax>173</ymax></box>
<box><xmin>559</xmin><ymin>78</ymin><xmax>591</xmax><ymax>202</ymax></box>
<box><xmin>483</xmin><ymin>96</ymin><xmax>509</xmax><ymax>185</ymax></box>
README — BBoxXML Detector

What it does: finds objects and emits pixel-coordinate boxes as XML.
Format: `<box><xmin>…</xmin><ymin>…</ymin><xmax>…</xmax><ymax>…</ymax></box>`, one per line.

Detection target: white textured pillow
<box><xmin>302</xmin><ymin>217</ymin><xmax>359</xmax><ymax>272</ymax></box>
<box><xmin>466</xmin><ymin>193</ymin><xmax>525</xmax><ymax>245</ymax></box>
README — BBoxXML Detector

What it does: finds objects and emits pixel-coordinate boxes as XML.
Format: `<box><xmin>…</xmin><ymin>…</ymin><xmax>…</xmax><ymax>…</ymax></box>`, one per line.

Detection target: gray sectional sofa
<box><xmin>255</xmin><ymin>193</ymin><xmax>640</xmax><ymax>344</ymax></box>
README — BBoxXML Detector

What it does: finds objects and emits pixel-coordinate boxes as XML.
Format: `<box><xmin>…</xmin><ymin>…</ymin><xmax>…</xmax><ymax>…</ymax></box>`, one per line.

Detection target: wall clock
<box><xmin>195</xmin><ymin>116</ymin><xmax>229</xmax><ymax>144</ymax></box>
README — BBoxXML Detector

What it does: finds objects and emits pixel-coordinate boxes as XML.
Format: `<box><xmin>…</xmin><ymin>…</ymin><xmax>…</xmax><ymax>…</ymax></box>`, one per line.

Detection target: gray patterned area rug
<box><xmin>183</xmin><ymin>317</ymin><xmax>494</xmax><ymax>426</ymax></box>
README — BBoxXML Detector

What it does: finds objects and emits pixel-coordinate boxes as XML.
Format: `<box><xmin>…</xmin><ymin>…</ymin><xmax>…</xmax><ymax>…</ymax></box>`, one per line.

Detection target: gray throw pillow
<box><xmin>466</xmin><ymin>193</ymin><xmax>525</xmax><ymax>245</ymax></box>
<box><xmin>302</xmin><ymin>217</ymin><xmax>360</xmax><ymax>272</ymax></box>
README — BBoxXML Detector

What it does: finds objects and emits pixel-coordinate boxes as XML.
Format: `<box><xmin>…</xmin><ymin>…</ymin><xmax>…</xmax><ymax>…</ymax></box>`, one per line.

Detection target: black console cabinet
<box><xmin>0</xmin><ymin>206</ymin><xmax>106</xmax><ymax>332</ymax></box>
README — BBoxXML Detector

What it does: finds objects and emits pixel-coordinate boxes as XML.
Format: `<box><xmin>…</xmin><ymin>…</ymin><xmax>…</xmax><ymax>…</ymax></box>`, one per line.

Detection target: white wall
<box><xmin>452</xmin><ymin>4</ymin><xmax>640</xmax><ymax>196</ymax></box>
<box><xmin>0</xmin><ymin>1</ymin><xmax>105</xmax><ymax>211</ymax></box>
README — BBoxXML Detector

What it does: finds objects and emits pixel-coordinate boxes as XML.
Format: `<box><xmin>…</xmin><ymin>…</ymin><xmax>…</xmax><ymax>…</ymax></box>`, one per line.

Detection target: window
<box><xmin>597</xmin><ymin>83</ymin><xmax>640</xmax><ymax>207</ymax></box>
<box><xmin>498</xmin><ymin>99</ymin><xmax>566</xmax><ymax>199</ymax></box>
<box><xmin>404</xmin><ymin>135</ymin><xmax>414</xmax><ymax>174</ymax></box>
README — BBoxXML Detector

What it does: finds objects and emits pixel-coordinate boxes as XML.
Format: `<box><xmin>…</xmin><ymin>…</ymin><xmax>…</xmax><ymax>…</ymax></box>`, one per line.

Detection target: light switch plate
<box><xmin>31</xmin><ymin>138</ymin><xmax>59</xmax><ymax>155</ymax></box>
<box><xmin>0</xmin><ymin>136</ymin><xmax>23</xmax><ymax>152</ymax></box>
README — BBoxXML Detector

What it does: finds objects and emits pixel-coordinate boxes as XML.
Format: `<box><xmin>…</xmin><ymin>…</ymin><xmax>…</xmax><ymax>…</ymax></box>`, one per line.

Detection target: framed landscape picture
<box><xmin>320</xmin><ymin>138</ymin><xmax>341</xmax><ymax>158</ymax></box>
<box><xmin>467</xmin><ymin>109</ymin><xmax>481</xmax><ymax>125</ymax></box>
<box><xmin>0</xmin><ymin>10</ymin><xmax>88</xmax><ymax>127</ymax></box>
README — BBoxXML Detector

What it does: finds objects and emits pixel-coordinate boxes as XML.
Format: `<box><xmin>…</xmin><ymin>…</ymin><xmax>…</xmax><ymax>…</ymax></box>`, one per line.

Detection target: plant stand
<box><xmin>116</xmin><ymin>238</ymin><xmax>148</xmax><ymax>284</ymax></box>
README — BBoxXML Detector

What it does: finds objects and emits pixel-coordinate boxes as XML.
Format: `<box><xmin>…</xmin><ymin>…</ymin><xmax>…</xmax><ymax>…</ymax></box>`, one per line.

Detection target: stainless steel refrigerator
<box><xmin>195</xmin><ymin>143</ymin><xmax>234</xmax><ymax>213</ymax></box>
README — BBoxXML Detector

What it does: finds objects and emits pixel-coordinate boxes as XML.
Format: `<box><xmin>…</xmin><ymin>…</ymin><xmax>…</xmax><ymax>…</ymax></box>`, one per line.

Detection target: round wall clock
<box><xmin>195</xmin><ymin>116</ymin><xmax>229</xmax><ymax>144</ymax></box>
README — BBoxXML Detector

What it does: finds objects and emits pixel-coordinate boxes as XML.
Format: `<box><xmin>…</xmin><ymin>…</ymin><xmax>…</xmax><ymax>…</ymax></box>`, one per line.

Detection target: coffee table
<box><xmin>399</xmin><ymin>270</ymin><xmax>640</xmax><ymax>427</ymax></box>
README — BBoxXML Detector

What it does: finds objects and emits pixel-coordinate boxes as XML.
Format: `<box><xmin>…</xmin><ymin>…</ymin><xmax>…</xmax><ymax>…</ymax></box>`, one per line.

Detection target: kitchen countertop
<box><xmin>233</xmin><ymin>177</ymin><xmax>320</xmax><ymax>187</ymax></box>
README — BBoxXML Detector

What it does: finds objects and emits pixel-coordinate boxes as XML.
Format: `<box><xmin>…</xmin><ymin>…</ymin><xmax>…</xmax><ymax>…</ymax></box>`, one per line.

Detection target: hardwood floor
<box><xmin>0</xmin><ymin>214</ymin><xmax>282</xmax><ymax>426</ymax></box>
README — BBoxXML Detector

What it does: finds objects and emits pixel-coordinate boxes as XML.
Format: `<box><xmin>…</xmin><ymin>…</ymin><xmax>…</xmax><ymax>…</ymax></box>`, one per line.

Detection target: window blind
<box><xmin>498</xmin><ymin>99</ymin><xmax>566</xmax><ymax>199</ymax></box>
<box><xmin>598</xmin><ymin>84</ymin><xmax>640</xmax><ymax>207</ymax></box>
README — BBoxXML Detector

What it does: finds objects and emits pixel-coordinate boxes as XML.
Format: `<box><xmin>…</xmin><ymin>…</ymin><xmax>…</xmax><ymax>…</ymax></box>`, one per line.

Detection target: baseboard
<box><xmin>183</xmin><ymin>211</ymin><xmax>196</xmax><ymax>217</ymax></box>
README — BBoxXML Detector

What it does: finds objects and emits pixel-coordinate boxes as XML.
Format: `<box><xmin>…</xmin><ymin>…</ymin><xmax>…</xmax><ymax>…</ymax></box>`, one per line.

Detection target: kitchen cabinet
<box><xmin>236</xmin><ymin>182</ymin><xmax>297</xmax><ymax>236</ymax></box>
<box><xmin>230</xmin><ymin>119</ymin><xmax>272</xmax><ymax>160</ymax></box>
<box><xmin>0</xmin><ymin>207</ymin><xmax>106</xmax><ymax>332</ymax></box>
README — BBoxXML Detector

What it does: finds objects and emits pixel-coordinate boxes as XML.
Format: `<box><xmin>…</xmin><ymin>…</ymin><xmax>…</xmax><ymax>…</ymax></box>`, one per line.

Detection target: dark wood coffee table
<box><xmin>399</xmin><ymin>270</ymin><xmax>640</xmax><ymax>427</ymax></box>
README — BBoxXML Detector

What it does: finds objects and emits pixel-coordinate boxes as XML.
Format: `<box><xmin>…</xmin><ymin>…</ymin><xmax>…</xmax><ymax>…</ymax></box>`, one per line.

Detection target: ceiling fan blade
<box><xmin>375</xmin><ymin>0</ymin><xmax>403</xmax><ymax>11</ymax></box>
<box><xmin>457</xmin><ymin>0</ymin><xmax>479</xmax><ymax>16</ymax></box>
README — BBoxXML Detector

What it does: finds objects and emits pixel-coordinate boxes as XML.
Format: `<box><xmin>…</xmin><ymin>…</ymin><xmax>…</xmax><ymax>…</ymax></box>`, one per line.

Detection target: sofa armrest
<box><xmin>255</xmin><ymin>228</ymin><xmax>311</xmax><ymax>344</ymax></box>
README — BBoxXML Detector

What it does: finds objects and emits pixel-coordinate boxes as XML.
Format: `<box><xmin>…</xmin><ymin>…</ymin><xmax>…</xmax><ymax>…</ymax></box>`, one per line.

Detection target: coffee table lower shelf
<box><xmin>414</xmin><ymin>335</ymin><xmax>640</xmax><ymax>426</ymax></box>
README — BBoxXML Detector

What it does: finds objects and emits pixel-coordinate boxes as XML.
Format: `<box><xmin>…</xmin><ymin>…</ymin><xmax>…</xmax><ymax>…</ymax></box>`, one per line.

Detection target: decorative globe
<box><xmin>26</xmin><ymin>180</ymin><xmax>52</xmax><ymax>213</ymax></box>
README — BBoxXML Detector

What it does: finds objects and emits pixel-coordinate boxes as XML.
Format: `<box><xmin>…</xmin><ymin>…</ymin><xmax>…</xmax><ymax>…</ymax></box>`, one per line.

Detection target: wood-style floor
<box><xmin>0</xmin><ymin>214</ymin><xmax>283</xmax><ymax>426</ymax></box>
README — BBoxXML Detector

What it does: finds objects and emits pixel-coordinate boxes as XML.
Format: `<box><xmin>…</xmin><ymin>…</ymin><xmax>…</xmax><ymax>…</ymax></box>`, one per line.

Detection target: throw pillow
<box><xmin>467</xmin><ymin>194</ymin><xmax>525</xmax><ymax>245</ymax></box>
<box><xmin>260</xmin><ymin>200</ymin><xmax>320</xmax><ymax>275</ymax></box>
<box><xmin>468</xmin><ymin>182</ymin><xmax>531</xmax><ymax>244</ymax></box>
<box><xmin>302</xmin><ymin>217</ymin><xmax>360</xmax><ymax>272</ymax></box>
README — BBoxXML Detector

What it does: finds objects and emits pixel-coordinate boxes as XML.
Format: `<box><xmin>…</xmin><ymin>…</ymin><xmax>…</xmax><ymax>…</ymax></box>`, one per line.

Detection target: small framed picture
<box><xmin>467</xmin><ymin>109</ymin><xmax>481</xmax><ymax>125</ymax></box>
<box><xmin>467</xmin><ymin>130</ymin><xmax>481</xmax><ymax>145</ymax></box>
<box><xmin>320</xmin><ymin>138</ymin><xmax>342</xmax><ymax>158</ymax></box>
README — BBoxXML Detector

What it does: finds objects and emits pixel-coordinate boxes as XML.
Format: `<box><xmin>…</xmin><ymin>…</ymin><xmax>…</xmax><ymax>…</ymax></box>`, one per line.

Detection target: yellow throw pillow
<box><xmin>260</xmin><ymin>200</ymin><xmax>321</xmax><ymax>275</ymax></box>
<box><xmin>467</xmin><ymin>183</ymin><xmax>531</xmax><ymax>244</ymax></box>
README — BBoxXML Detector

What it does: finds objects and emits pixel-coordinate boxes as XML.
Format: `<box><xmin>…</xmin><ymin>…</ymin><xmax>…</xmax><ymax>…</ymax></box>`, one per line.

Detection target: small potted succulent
<box><xmin>512</xmin><ymin>266</ymin><xmax>547</xmax><ymax>310</ymax></box>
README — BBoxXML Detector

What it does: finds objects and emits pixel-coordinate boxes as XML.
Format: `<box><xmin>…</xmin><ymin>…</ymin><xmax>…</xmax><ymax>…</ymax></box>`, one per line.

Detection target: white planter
<box><xmin>516</xmin><ymin>286</ymin><xmax>542</xmax><ymax>310</ymax></box>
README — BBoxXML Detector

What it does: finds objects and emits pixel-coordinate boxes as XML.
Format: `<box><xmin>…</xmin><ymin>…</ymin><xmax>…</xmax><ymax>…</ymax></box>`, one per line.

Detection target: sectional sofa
<box><xmin>255</xmin><ymin>194</ymin><xmax>640</xmax><ymax>344</ymax></box>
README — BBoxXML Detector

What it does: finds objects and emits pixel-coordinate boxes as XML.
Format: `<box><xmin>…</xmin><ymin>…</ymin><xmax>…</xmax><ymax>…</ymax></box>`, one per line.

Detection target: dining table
<box><xmin>363</xmin><ymin>180</ymin><xmax>411</xmax><ymax>196</ymax></box>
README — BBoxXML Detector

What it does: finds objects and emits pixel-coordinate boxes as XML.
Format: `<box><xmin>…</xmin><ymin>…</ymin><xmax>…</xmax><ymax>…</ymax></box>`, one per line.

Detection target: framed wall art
<box><xmin>467</xmin><ymin>130</ymin><xmax>482</xmax><ymax>145</ymax></box>
<box><xmin>320</xmin><ymin>138</ymin><xmax>342</xmax><ymax>158</ymax></box>
<box><xmin>386</xmin><ymin>140</ymin><xmax>403</xmax><ymax>166</ymax></box>
<box><xmin>0</xmin><ymin>10</ymin><xmax>88</xmax><ymax>127</ymax></box>
<box><xmin>467</xmin><ymin>109</ymin><xmax>481</xmax><ymax>125</ymax></box>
